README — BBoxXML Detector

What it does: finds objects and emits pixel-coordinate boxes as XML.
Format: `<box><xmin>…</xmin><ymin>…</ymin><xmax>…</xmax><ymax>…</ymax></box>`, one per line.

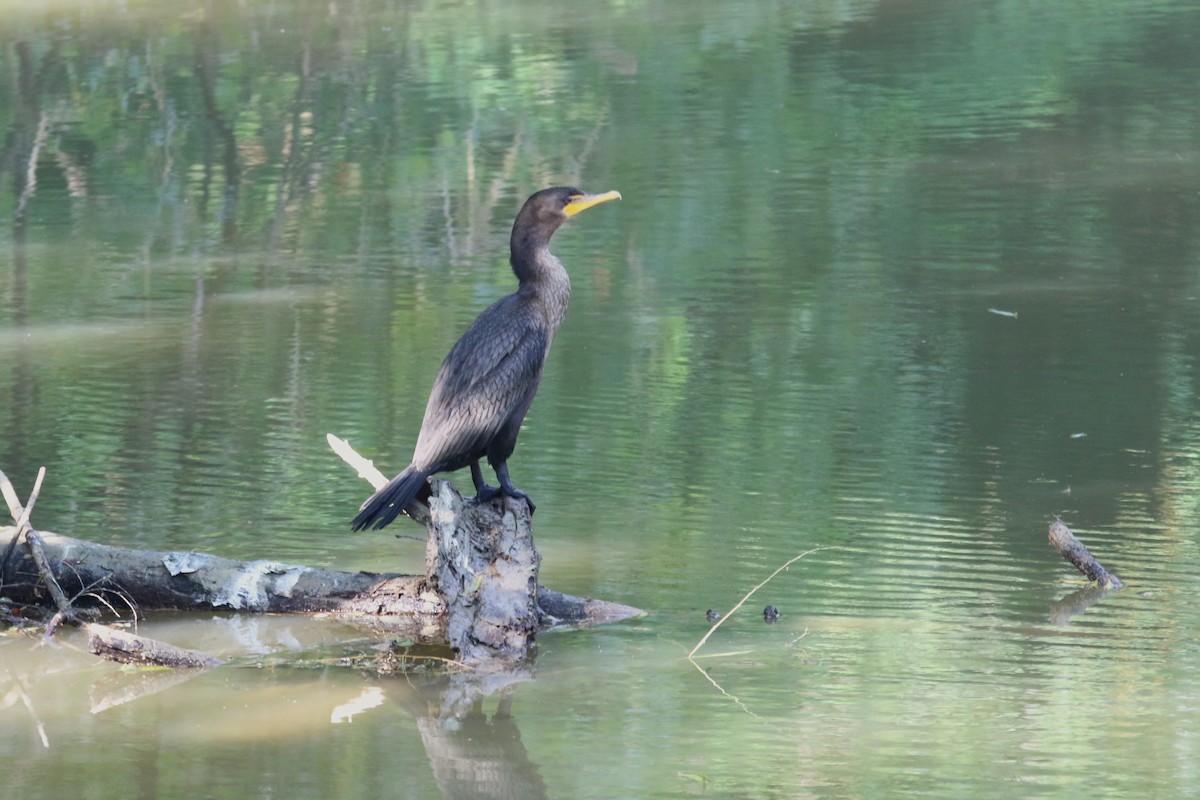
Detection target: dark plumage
<box><xmin>352</xmin><ymin>186</ymin><xmax>621</xmax><ymax>531</ymax></box>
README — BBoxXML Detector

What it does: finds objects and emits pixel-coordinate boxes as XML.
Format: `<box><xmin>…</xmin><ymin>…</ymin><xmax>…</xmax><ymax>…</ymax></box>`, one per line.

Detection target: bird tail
<box><xmin>351</xmin><ymin>467</ymin><xmax>431</xmax><ymax>531</ymax></box>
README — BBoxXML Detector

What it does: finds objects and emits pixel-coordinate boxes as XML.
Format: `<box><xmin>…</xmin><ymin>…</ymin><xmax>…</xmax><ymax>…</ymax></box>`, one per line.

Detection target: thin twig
<box><xmin>80</xmin><ymin>587</ymin><xmax>138</xmax><ymax>624</ymax></box>
<box><xmin>690</xmin><ymin>649</ymin><xmax>754</xmax><ymax>659</ymax></box>
<box><xmin>14</xmin><ymin>685</ymin><xmax>50</xmax><ymax>749</ymax></box>
<box><xmin>31</xmin><ymin>529</ymin><xmax>77</xmax><ymax>640</ymax></box>
<box><xmin>394</xmin><ymin>653</ymin><xmax>477</xmax><ymax>670</ymax></box>
<box><xmin>0</xmin><ymin>472</ymin><xmax>23</xmax><ymax>580</ymax></box>
<box><xmin>685</xmin><ymin>547</ymin><xmax>844</xmax><ymax>717</ymax></box>
<box><xmin>787</xmin><ymin>628</ymin><xmax>811</xmax><ymax>648</ymax></box>
<box><xmin>14</xmin><ymin>467</ymin><xmax>46</xmax><ymax>531</ymax></box>
<box><xmin>0</xmin><ymin>468</ymin><xmax>77</xmax><ymax>636</ymax></box>
<box><xmin>0</xmin><ymin>469</ymin><xmax>23</xmax><ymax>521</ymax></box>
<box><xmin>688</xmin><ymin>658</ymin><xmax>756</xmax><ymax>717</ymax></box>
<box><xmin>688</xmin><ymin>546</ymin><xmax>844</xmax><ymax>660</ymax></box>
<box><xmin>61</xmin><ymin>559</ymin><xmax>138</xmax><ymax>623</ymax></box>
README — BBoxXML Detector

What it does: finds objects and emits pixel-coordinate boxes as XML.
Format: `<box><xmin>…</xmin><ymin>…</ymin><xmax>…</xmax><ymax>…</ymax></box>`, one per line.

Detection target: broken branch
<box><xmin>1048</xmin><ymin>518</ymin><xmax>1123</xmax><ymax>589</ymax></box>
<box><xmin>86</xmin><ymin>623</ymin><xmax>223</xmax><ymax>668</ymax></box>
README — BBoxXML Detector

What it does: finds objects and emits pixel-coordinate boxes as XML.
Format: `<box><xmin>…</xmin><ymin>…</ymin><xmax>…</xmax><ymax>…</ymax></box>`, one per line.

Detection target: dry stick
<box><xmin>13</xmin><ymin>466</ymin><xmax>45</xmax><ymax>532</ymax></box>
<box><xmin>686</xmin><ymin>546</ymin><xmax>845</xmax><ymax>717</ymax></box>
<box><xmin>688</xmin><ymin>657</ymin><xmax>756</xmax><ymax>717</ymax></box>
<box><xmin>0</xmin><ymin>469</ymin><xmax>25</xmax><ymax>521</ymax></box>
<box><xmin>0</xmin><ymin>472</ymin><xmax>24</xmax><ymax>575</ymax></box>
<box><xmin>32</xmin><ymin>542</ymin><xmax>76</xmax><ymax>638</ymax></box>
<box><xmin>13</xmin><ymin>684</ymin><xmax>49</xmax><ymax>749</ymax></box>
<box><xmin>688</xmin><ymin>545</ymin><xmax>845</xmax><ymax>660</ymax></box>
<box><xmin>1</xmin><ymin>470</ymin><xmax>70</xmax><ymax>606</ymax></box>
<box><xmin>329</xmin><ymin>434</ymin><xmax>428</xmax><ymax>540</ymax></box>
<box><xmin>326</xmin><ymin>434</ymin><xmax>388</xmax><ymax>490</ymax></box>
<box><xmin>18</xmin><ymin>470</ymin><xmax>77</xmax><ymax>636</ymax></box>
<box><xmin>0</xmin><ymin>468</ymin><xmax>76</xmax><ymax>633</ymax></box>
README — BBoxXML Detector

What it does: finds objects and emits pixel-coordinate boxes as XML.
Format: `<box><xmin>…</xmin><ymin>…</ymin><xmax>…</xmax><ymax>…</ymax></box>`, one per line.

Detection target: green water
<box><xmin>3</xmin><ymin>0</ymin><xmax>1200</xmax><ymax>797</ymax></box>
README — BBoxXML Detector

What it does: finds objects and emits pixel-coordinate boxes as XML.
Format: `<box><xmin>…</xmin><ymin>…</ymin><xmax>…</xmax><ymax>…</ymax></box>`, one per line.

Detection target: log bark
<box><xmin>1</xmin><ymin>444</ymin><xmax>641</xmax><ymax>667</ymax></box>
<box><xmin>326</xmin><ymin>434</ymin><xmax>639</xmax><ymax>663</ymax></box>
<box><xmin>420</xmin><ymin>480</ymin><xmax>541</xmax><ymax>665</ymax></box>
<box><xmin>0</xmin><ymin>524</ymin><xmax>438</xmax><ymax>616</ymax></box>
<box><xmin>1047</xmin><ymin>518</ymin><xmax>1124</xmax><ymax>589</ymax></box>
<box><xmin>86</xmin><ymin>623</ymin><xmax>224</xmax><ymax>668</ymax></box>
<box><xmin>0</xmin><ymin>481</ymin><xmax>641</xmax><ymax>660</ymax></box>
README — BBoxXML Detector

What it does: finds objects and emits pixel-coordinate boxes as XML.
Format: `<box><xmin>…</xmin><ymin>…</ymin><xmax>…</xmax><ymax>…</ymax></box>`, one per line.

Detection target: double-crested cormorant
<box><xmin>351</xmin><ymin>186</ymin><xmax>621</xmax><ymax>531</ymax></box>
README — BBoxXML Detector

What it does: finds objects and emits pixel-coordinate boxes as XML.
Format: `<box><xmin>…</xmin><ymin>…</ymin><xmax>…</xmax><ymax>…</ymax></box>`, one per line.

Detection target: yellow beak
<box><xmin>563</xmin><ymin>190</ymin><xmax>622</xmax><ymax>217</ymax></box>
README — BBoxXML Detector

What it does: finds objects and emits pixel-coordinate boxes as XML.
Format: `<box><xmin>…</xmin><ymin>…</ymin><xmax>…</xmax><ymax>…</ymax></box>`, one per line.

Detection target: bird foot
<box><xmin>472</xmin><ymin>484</ymin><xmax>536</xmax><ymax>514</ymax></box>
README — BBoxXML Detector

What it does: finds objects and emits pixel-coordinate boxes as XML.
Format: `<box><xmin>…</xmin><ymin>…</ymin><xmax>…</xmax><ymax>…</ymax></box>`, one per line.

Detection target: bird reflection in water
<box><xmin>392</xmin><ymin>670</ymin><xmax>549</xmax><ymax>800</ymax></box>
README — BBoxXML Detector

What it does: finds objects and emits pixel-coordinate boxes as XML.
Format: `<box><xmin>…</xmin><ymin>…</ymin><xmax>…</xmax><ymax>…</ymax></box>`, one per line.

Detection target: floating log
<box><xmin>0</xmin><ymin>444</ymin><xmax>642</xmax><ymax>668</ymax></box>
<box><xmin>86</xmin><ymin>623</ymin><xmax>223</xmax><ymax>668</ymax></box>
<box><xmin>1047</xmin><ymin>518</ymin><xmax>1124</xmax><ymax>589</ymax></box>
<box><xmin>0</xmin><ymin>524</ymin><xmax>438</xmax><ymax>617</ymax></box>
<box><xmin>0</xmin><ymin>513</ymin><xmax>639</xmax><ymax>640</ymax></box>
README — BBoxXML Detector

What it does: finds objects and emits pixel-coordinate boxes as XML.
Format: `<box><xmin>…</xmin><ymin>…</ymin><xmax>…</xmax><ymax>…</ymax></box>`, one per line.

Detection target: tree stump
<box><xmin>416</xmin><ymin>480</ymin><xmax>542</xmax><ymax>666</ymax></box>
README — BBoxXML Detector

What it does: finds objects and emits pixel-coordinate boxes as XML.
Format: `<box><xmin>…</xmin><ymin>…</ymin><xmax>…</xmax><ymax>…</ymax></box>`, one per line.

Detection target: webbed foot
<box><xmin>471</xmin><ymin>461</ymin><xmax>535</xmax><ymax>513</ymax></box>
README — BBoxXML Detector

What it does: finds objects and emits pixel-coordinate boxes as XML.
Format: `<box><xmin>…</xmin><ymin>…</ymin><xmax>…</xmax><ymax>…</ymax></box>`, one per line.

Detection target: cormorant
<box><xmin>351</xmin><ymin>186</ymin><xmax>621</xmax><ymax>531</ymax></box>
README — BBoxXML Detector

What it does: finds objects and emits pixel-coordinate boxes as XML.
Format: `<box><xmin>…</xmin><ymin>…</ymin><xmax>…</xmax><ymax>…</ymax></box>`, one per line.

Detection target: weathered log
<box><xmin>330</xmin><ymin>435</ymin><xmax>642</xmax><ymax>665</ymax></box>
<box><xmin>0</xmin><ymin>524</ymin><xmax>438</xmax><ymax>616</ymax></box>
<box><xmin>1047</xmin><ymin>518</ymin><xmax>1124</xmax><ymax>589</ymax></box>
<box><xmin>419</xmin><ymin>480</ymin><xmax>541</xmax><ymax>665</ymax></box>
<box><xmin>0</xmin><ymin>486</ymin><xmax>640</xmax><ymax>643</ymax></box>
<box><xmin>330</xmin><ymin>435</ymin><xmax>547</xmax><ymax>663</ymax></box>
<box><xmin>1</xmin><ymin>445</ymin><xmax>642</xmax><ymax>667</ymax></box>
<box><xmin>86</xmin><ymin>623</ymin><xmax>223</xmax><ymax>668</ymax></box>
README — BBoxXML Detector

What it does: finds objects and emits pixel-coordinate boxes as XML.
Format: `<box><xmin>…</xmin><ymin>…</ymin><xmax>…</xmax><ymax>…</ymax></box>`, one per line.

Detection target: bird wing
<box><xmin>411</xmin><ymin>296</ymin><xmax>549</xmax><ymax>469</ymax></box>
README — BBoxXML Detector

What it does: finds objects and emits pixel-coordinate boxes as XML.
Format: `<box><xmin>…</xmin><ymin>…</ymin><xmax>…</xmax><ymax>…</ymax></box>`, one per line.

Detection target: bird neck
<box><xmin>511</xmin><ymin>245</ymin><xmax>572</xmax><ymax>329</ymax></box>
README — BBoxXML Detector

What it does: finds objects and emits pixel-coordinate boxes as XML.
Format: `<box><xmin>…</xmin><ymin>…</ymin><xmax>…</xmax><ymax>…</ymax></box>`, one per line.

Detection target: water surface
<box><xmin>3</xmin><ymin>0</ymin><xmax>1200</xmax><ymax>797</ymax></box>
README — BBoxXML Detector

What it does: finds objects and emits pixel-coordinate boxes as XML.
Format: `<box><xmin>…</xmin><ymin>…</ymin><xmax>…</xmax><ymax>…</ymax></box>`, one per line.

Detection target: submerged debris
<box><xmin>1047</xmin><ymin>518</ymin><xmax>1124</xmax><ymax>589</ymax></box>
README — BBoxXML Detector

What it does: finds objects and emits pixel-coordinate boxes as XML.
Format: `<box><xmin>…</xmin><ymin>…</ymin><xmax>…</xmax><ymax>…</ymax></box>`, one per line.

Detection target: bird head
<box><xmin>519</xmin><ymin>186</ymin><xmax>622</xmax><ymax>233</ymax></box>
